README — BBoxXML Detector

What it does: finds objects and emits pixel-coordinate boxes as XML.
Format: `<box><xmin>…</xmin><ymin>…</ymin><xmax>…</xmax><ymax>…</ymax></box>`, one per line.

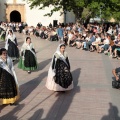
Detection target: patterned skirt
<box><xmin>18</xmin><ymin>50</ymin><xmax>37</xmax><ymax>71</ymax></box>
<box><xmin>0</xmin><ymin>68</ymin><xmax>19</xmax><ymax>104</ymax></box>
<box><xmin>54</xmin><ymin>59</ymin><xmax>73</xmax><ymax>88</ymax></box>
<box><xmin>7</xmin><ymin>41</ymin><xmax>19</xmax><ymax>60</ymax></box>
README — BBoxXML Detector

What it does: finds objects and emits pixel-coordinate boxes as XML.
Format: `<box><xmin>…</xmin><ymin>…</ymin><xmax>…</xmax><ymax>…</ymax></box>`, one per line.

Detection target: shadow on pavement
<box><xmin>37</xmin><ymin>59</ymin><xmax>51</xmax><ymax>71</ymax></box>
<box><xmin>101</xmin><ymin>103</ymin><xmax>120</xmax><ymax>120</ymax></box>
<box><xmin>0</xmin><ymin>104</ymin><xmax>25</xmax><ymax>120</ymax></box>
<box><xmin>43</xmin><ymin>68</ymin><xmax>81</xmax><ymax>120</ymax></box>
<box><xmin>29</xmin><ymin>109</ymin><xmax>44</xmax><ymax>120</ymax></box>
<box><xmin>18</xmin><ymin>92</ymin><xmax>55</xmax><ymax>119</ymax></box>
<box><xmin>0</xmin><ymin>71</ymin><xmax>48</xmax><ymax>119</ymax></box>
<box><xmin>19</xmin><ymin>71</ymin><xmax>48</xmax><ymax>102</ymax></box>
<box><xmin>0</xmin><ymin>68</ymin><xmax>81</xmax><ymax>119</ymax></box>
<box><xmin>0</xmin><ymin>105</ymin><xmax>8</xmax><ymax>113</ymax></box>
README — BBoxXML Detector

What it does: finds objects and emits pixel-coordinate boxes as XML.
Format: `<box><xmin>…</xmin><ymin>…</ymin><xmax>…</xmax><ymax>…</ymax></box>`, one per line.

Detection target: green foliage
<box><xmin>24</xmin><ymin>0</ymin><xmax>120</xmax><ymax>22</ymax></box>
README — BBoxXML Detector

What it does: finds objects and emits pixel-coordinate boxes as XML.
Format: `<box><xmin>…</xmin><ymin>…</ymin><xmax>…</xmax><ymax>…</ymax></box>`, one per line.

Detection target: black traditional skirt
<box><xmin>54</xmin><ymin>59</ymin><xmax>73</xmax><ymax>88</ymax></box>
<box><xmin>7</xmin><ymin>41</ymin><xmax>19</xmax><ymax>59</ymax></box>
<box><xmin>24</xmin><ymin>50</ymin><xmax>37</xmax><ymax>68</ymax></box>
<box><xmin>0</xmin><ymin>68</ymin><xmax>17</xmax><ymax>99</ymax></box>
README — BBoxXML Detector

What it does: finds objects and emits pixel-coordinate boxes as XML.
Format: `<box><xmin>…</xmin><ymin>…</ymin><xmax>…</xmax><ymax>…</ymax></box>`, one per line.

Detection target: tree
<box><xmin>24</xmin><ymin>0</ymin><xmax>120</xmax><ymax>22</ymax></box>
<box><xmin>86</xmin><ymin>0</ymin><xmax>120</xmax><ymax>22</ymax></box>
<box><xmin>24</xmin><ymin>0</ymin><xmax>86</xmax><ymax>18</ymax></box>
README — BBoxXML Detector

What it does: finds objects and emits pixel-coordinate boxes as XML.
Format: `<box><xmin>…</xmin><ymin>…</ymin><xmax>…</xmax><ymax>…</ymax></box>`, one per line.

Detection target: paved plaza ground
<box><xmin>0</xmin><ymin>33</ymin><xmax>120</xmax><ymax>120</ymax></box>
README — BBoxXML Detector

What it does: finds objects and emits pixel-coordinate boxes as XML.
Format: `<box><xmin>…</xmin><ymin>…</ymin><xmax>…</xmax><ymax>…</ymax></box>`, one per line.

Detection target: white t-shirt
<box><xmin>29</xmin><ymin>28</ymin><xmax>33</xmax><ymax>32</ymax></box>
<box><xmin>104</xmin><ymin>38</ymin><xmax>110</xmax><ymax>44</ymax></box>
<box><xmin>86</xmin><ymin>37</ymin><xmax>90</xmax><ymax>41</ymax></box>
<box><xmin>68</xmin><ymin>33</ymin><xmax>73</xmax><ymax>40</ymax></box>
<box><xmin>96</xmin><ymin>37</ymin><xmax>101</xmax><ymax>42</ymax></box>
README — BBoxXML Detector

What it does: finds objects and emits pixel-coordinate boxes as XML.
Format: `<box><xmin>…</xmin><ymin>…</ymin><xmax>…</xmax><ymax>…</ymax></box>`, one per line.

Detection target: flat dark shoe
<box><xmin>61</xmin><ymin>91</ymin><xmax>66</xmax><ymax>93</ymax></box>
<box><xmin>112</xmin><ymin>56</ymin><xmax>117</xmax><ymax>58</ymax></box>
<box><xmin>10</xmin><ymin>103</ymin><xmax>18</xmax><ymax>106</ymax></box>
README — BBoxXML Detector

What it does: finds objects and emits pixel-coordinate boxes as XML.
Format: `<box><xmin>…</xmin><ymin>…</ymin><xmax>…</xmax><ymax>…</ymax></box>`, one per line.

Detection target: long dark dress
<box><xmin>7</xmin><ymin>38</ymin><xmax>19</xmax><ymax>60</ymax></box>
<box><xmin>52</xmin><ymin>55</ymin><xmax>73</xmax><ymax>88</ymax></box>
<box><xmin>24</xmin><ymin>49</ymin><xmax>37</xmax><ymax>68</ymax></box>
<box><xmin>0</xmin><ymin>68</ymin><xmax>17</xmax><ymax>99</ymax></box>
<box><xmin>0</xmin><ymin>57</ymin><xmax>19</xmax><ymax>104</ymax></box>
<box><xmin>18</xmin><ymin>48</ymin><xmax>37</xmax><ymax>71</ymax></box>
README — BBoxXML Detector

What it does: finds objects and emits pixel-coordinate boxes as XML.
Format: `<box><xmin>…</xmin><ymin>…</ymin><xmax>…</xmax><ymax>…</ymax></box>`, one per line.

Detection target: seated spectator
<box><xmin>67</xmin><ymin>31</ymin><xmax>73</xmax><ymax>46</ymax></box>
<box><xmin>105</xmin><ymin>35</ymin><xmax>115</xmax><ymax>56</ymax></box>
<box><xmin>84</xmin><ymin>33</ymin><xmax>95</xmax><ymax>50</ymax></box>
<box><xmin>66</xmin><ymin>25</ymin><xmax>71</xmax><ymax>31</ymax></box>
<box><xmin>34</xmin><ymin>26</ymin><xmax>40</xmax><ymax>37</ymax></box>
<box><xmin>90</xmin><ymin>33</ymin><xmax>101</xmax><ymax>52</ymax></box>
<box><xmin>49</xmin><ymin>29</ymin><xmax>58</xmax><ymax>41</ymax></box>
<box><xmin>112</xmin><ymin>36</ymin><xmax>120</xmax><ymax>58</ymax></box>
<box><xmin>28</xmin><ymin>26</ymin><xmax>34</xmax><ymax>36</ymax></box>
<box><xmin>47</xmin><ymin>29</ymin><xmax>58</xmax><ymax>41</ymax></box>
<box><xmin>76</xmin><ymin>34</ymin><xmax>85</xmax><ymax>49</ymax></box>
<box><xmin>82</xmin><ymin>34</ymin><xmax>90</xmax><ymax>50</ymax></box>
<box><xmin>68</xmin><ymin>32</ymin><xmax>77</xmax><ymax>47</ymax></box>
<box><xmin>98</xmin><ymin>34</ymin><xmax>110</xmax><ymax>53</ymax></box>
<box><xmin>44</xmin><ymin>29</ymin><xmax>49</xmax><ymax>39</ymax></box>
<box><xmin>93</xmin><ymin>27</ymin><xmax>98</xmax><ymax>34</ymax></box>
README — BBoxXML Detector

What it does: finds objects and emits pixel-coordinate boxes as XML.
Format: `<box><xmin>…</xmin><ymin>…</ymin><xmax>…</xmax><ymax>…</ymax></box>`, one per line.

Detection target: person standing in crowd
<box><xmin>6</xmin><ymin>26</ymin><xmax>13</xmax><ymax>38</ymax></box>
<box><xmin>49</xmin><ymin>23</ymin><xmax>52</xmax><ymax>28</ymax></box>
<box><xmin>37</xmin><ymin>22</ymin><xmax>42</xmax><ymax>28</ymax></box>
<box><xmin>57</xmin><ymin>25</ymin><xmax>64</xmax><ymax>43</ymax></box>
<box><xmin>5</xmin><ymin>30</ymin><xmax>19</xmax><ymax>61</ymax></box>
<box><xmin>0</xmin><ymin>24</ymin><xmax>7</xmax><ymax>41</ymax></box>
<box><xmin>46</xmin><ymin>43</ymin><xmax>73</xmax><ymax>91</ymax></box>
<box><xmin>0</xmin><ymin>48</ymin><xmax>19</xmax><ymax>105</ymax></box>
<box><xmin>18</xmin><ymin>37</ymin><xmax>38</xmax><ymax>74</ymax></box>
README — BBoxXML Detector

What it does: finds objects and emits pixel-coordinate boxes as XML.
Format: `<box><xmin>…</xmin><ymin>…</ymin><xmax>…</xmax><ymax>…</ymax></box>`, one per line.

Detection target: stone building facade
<box><xmin>0</xmin><ymin>0</ymin><xmax>75</xmax><ymax>26</ymax></box>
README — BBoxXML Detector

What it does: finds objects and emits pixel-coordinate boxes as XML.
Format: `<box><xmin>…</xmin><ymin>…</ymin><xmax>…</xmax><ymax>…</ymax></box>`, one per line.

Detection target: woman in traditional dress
<box><xmin>0</xmin><ymin>48</ymin><xmax>19</xmax><ymax>105</ymax></box>
<box><xmin>0</xmin><ymin>24</ymin><xmax>7</xmax><ymax>41</ymax></box>
<box><xmin>6</xmin><ymin>26</ymin><xmax>13</xmax><ymax>39</ymax></box>
<box><xmin>5</xmin><ymin>30</ymin><xmax>19</xmax><ymax>61</ymax></box>
<box><xmin>46</xmin><ymin>43</ymin><xmax>73</xmax><ymax>91</ymax></box>
<box><xmin>18</xmin><ymin>37</ymin><xmax>37</xmax><ymax>74</ymax></box>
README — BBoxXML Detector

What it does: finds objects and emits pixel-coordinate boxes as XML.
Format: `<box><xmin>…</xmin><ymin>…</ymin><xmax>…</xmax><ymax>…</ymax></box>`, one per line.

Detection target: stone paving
<box><xmin>0</xmin><ymin>33</ymin><xmax>120</xmax><ymax>120</ymax></box>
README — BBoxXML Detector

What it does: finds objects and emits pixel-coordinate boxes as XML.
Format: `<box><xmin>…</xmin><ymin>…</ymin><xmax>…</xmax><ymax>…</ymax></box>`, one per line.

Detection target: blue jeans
<box><xmin>102</xmin><ymin>44</ymin><xmax>109</xmax><ymax>51</ymax></box>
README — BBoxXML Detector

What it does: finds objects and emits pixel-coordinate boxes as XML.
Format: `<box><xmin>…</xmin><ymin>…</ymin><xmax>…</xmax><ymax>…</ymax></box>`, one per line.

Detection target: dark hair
<box><xmin>26</xmin><ymin>37</ymin><xmax>31</xmax><ymax>41</ymax></box>
<box><xmin>0</xmin><ymin>48</ymin><xmax>7</xmax><ymax>55</ymax></box>
<box><xmin>60</xmin><ymin>44</ymin><xmax>66</xmax><ymax>48</ymax></box>
<box><xmin>106</xmin><ymin>33</ymin><xmax>111</xmax><ymax>38</ymax></box>
<box><xmin>111</xmin><ymin>35</ymin><xmax>115</xmax><ymax>41</ymax></box>
<box><xmin>9</xmin><ymin>30</ymin><xmax>13</xmax><ymax>34</ymax></box>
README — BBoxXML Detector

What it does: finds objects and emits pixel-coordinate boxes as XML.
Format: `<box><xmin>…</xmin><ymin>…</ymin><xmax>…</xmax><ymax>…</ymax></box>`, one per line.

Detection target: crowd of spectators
<box><xmin>1</xmin><ymin>21</ymin><xmax>120</xmax><ymax>59</ymax></box>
